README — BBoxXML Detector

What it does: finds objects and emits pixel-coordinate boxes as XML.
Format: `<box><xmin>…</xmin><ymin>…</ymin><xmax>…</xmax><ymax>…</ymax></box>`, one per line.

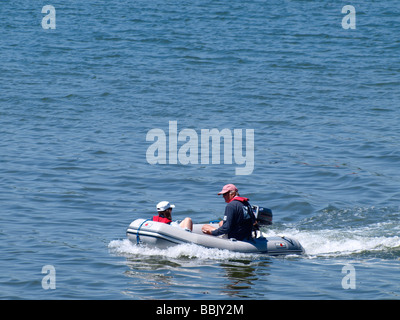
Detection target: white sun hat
<box><xmin>156</xmin><ymin>201</ymin><xmax>175</xmax><ymax>212</ymax></box>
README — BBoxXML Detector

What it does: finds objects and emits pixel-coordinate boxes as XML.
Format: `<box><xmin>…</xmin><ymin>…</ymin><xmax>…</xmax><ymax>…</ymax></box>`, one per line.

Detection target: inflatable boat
<box><xmin>126</xmin><ymin>206</ymin><xmax>304</xmax><ymax>255</ymax></box>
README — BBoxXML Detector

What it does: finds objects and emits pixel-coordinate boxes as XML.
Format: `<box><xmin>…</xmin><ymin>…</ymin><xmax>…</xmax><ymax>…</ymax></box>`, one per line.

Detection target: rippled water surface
<box><xmin>1</xmin><ymin>0</ymin><xmax>400</xmax><ymax>299</ymax></box>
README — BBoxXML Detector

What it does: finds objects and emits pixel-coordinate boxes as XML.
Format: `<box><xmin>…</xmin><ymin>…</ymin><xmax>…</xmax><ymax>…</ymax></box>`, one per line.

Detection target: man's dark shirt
<box><xmin>211</xmin><ymin>197</ymin><xmax>254</xmax><ymax>240</ymax></box>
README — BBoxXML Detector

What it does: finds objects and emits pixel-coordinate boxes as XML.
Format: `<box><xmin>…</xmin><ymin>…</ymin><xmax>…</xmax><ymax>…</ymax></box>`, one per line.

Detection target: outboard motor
<box><xmin>252</xmin><ymin>205</ymin><xmax>273</xmax><ymax>225</ymax></box>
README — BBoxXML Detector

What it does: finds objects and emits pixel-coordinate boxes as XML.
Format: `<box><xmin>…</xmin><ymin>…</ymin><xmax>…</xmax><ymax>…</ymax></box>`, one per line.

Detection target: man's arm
<box><xmin>210</xmin><ymin>205</ymin><xmax>234</xmax><ymax>236</ymax></box>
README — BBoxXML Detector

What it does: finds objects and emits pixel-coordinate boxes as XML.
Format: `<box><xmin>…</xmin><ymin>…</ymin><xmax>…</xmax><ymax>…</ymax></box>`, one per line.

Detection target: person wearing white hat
<box><xmin>153</xmin><ymin>201</ymin><xmax>193</xmax><ymax>231</ymax></box>
<box><xmin>156</xmin><ymin>201</ymin><xmax>175</xmax><ymax>213</ymax></box>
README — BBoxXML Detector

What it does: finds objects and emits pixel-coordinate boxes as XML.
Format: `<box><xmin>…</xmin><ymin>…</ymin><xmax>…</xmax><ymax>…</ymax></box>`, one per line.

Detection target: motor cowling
<box><xmin>252</xmin><ymin>205</ymin><xmax>273</xmax><ymax>225</ymax></box>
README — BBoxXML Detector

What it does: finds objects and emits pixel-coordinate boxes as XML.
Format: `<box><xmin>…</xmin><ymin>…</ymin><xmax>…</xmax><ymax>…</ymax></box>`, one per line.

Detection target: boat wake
<box><xmin>263</xmin><ymin>226</ymin><xmax>400</xmax><ymax>258</ymax></box>
<box><xmin>265</xmin><ymin>206</ymin><xmax>400</xmax><ymax>259</ymax></box>
<box><xmin>108</xmin><ymin>239</ymin><xmax>257</xmax><ymax>260</ymax></box>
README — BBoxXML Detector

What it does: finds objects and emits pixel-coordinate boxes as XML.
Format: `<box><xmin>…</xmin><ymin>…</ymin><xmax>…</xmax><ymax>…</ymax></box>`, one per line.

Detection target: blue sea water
<box><xmin>1</xmin><ymin>0</ymin><xmax>400</xmax><ymax>300</ymax></box>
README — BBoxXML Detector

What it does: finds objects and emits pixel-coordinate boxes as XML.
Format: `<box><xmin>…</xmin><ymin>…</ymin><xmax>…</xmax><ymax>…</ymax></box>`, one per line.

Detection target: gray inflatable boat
<box><xmin>126</xmin><ymin>213</ymin><xmax>304</xmax><ymax>256</ymax></box>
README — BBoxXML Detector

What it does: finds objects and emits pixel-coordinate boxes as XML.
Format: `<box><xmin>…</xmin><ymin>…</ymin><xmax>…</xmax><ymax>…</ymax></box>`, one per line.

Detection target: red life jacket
<box><xmin>153</xmin><ymin>215</ymin><xmax>172</xmax><ymax>224</ymax></box>
<box><xmin>229</xmin><ymin>196</ymin><xmax>249</xmax><ymax>203</ymax></box>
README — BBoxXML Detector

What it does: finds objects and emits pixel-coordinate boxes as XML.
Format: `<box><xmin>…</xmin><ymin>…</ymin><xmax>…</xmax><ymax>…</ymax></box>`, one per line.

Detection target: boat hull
<box><xmin>126</xmin><ymin>219</ymin><xmax>304</xmax><ymax>255</ymax></box>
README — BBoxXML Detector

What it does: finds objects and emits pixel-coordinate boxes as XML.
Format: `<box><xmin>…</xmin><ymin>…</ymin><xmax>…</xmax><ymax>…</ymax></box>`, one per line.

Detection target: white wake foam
<box><xmin>108</xmin><ymin>239</ymin><xmax>256</xmax><ymax>260</ymax></box>
<box><xmin>264</xmin><ymin>222</ymin><xmax>400</xmax><ymax>258</ymax></box>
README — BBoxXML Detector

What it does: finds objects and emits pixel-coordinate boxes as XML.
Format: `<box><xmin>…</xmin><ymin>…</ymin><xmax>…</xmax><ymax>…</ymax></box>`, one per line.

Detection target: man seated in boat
<box><xmin>153</xmin><ymin>201</ymin><xmax>193</xmax><ymax>231</ymax></box>
<box><xmin>201</xmin><ymin>184</ymin><xmax>256</xmax><ymax>241</ymax></box>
